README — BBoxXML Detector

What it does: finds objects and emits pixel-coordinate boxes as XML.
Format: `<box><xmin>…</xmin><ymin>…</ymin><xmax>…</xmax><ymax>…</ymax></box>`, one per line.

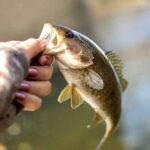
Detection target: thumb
<box><xmin>16</xmin><ymin>38</ymin><xmax>48</xmax><ymax>61</ymax></box>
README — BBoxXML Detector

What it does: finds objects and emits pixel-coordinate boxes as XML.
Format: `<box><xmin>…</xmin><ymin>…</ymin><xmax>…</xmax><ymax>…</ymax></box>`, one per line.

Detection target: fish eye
<box><xmin>65</xmin><ymin>31</ymin><xmax>74</xmax><ymax>39</ymax></box>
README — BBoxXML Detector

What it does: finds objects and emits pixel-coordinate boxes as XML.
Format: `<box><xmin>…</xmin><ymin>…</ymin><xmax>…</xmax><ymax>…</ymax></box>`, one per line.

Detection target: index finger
<box><xmin>16</xmin><ymin>38</ymin><xmax>48</xmax><ymax>61</ymax></box>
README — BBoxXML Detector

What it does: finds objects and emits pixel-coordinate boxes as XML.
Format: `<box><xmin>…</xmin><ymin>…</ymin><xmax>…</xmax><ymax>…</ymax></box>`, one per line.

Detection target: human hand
<box><xmin>2</xmin><ymin>38</ymin><xmax>53</xmax><ymax>111</ymax></box>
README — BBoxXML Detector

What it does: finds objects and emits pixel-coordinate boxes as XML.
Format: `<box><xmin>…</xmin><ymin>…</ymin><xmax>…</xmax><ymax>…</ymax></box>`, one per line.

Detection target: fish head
<box><xmin>40</xmin><ymin>24</ymin><xmax>94</xmax><ymax>69</ymax></box>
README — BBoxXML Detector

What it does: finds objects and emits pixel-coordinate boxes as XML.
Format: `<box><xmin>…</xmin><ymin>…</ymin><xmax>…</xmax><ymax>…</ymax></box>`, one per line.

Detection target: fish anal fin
<box><xmin>87</xmin><ymin>112</ymin><xmax>103</xmax><ymax>128</ymax></box>
<box><xmin>58</xmin><ymin>85</ymin><xmax>72</xmax><ymax>103</ymax></box>
<box><xmin>71</xmin><ymin>85</ymin><xmax>84</xmax><ymax>110</ymax></box>
<box><xmin>84</xmin><ymin>69</ymin><xmax>104</xmax><ymax>90</ymax></box>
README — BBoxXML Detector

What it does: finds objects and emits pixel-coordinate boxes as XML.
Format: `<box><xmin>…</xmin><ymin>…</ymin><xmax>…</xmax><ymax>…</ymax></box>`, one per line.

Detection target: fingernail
<box><xmin>20</xmin><ymin>82</ymin><xmax>30</xmax><ymax>91</ymax></box>
<box><xmin>28</xmin><ymin>68</ymin><xmax>38</xmax><ymax>77</ymax></box>
<box><xmin>15</xmin><ymin>92</ymin><xmax>26</xmax><ymax>100</ymax></box>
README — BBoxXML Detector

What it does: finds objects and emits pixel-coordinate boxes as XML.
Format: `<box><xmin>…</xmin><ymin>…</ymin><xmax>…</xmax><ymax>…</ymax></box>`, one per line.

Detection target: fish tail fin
<box><xmin>95</xmin><ymin>119</ymin><xmax>116</xmax><ymax>150</ymax></box>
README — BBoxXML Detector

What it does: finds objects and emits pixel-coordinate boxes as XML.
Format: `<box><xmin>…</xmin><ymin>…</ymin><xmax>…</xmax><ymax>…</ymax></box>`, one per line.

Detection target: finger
<box><xmin>15</xmin><ymin>92</ymin><xmax>42</xmax><ymax>111</ymax></box>
<box><xmin>19</xmin><ymin>81</ymin><xmax>52</xmax><ymax>97</ymax></box>
<box><xmin>38</xmin><ymin>55</ymin><xmax>53</xmax><ymax>66</ymax></box>
<box><xmin>28</xmin><ymin>65</ymin><xmax>53</xmax><ymax>81</ymax></box>
<box><xmin>16</xmin><ymin>38</ymin><xmax>48</xmax><ymax>61</ymax></box>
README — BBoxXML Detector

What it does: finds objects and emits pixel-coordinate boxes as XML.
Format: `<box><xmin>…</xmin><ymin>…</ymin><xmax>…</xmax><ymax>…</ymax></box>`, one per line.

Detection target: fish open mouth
<box><xmin>39</xmin><ymin>23</ymin><xmax>59</xmax><ymax>53</ymax></box>
<box><xmin>40</xmin><ymin>23</ymin><xmax>65</xmax><ymax>55</ymax></box>
<box><xmin>39</xmin><ymin>23</ymin><xmax>54</xmax><ymax>41</ymax></box>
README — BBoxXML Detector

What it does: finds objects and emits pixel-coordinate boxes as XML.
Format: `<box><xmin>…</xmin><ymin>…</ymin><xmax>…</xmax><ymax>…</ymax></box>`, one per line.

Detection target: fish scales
<box><xmin>58</xmin><ymin>50</ymin><xmax>121</xmax><ymax>128</ymax></box>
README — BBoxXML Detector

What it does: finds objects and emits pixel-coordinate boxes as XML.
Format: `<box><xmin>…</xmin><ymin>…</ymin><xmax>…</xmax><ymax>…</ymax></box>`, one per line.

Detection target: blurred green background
<box><xmin>0</xmin><ymin>0</ymin><xmax>150</xmax><ymax>150</ymax></box>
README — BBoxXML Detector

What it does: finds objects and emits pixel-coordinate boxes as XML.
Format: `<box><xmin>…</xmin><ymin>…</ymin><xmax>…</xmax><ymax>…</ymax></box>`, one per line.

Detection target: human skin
<box><xmin>0</xmin><ymin>38</ymin><xmax>53</xmax><ymax>111</ymax></box>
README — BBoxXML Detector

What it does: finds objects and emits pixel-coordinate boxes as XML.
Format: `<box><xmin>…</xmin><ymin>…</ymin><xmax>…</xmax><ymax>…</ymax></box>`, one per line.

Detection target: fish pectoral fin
<box><xmin>84</xmin><ymin>69</ymin><xmax>104</xmax><ymax>90</ymax></box>
<box><xmin>71</xmin><ymin>86</ymin><xmax>84</xmax><ymax>110</ymax></box>
<box><xmin>58</xmin><ymin>85</ymin><xmax>72</xmax><ymax>103</ymax></box>
<box><xmin>121</xmin><ymin>78</ymin><xmax>128</xmax><ymax>92</ymax></box>
<box><xmin>87</xmin><ymin>112</ymin><xmax>103</xmax><ymax>128</ymax></box>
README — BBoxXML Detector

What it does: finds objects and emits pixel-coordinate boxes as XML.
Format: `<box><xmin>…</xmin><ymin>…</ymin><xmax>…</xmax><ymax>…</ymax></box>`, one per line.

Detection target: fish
<box><xmin>39</xmin><ymin>23</ymin><xmax>128</xmax><ymax>150</ymax></box>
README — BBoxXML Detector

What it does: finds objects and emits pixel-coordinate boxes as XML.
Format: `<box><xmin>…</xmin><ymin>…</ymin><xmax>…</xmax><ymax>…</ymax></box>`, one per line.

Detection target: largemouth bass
<box><xmin>40</xmin><ymin>24</ymin><xmax>128</xmax><ymax>150</ymax></box>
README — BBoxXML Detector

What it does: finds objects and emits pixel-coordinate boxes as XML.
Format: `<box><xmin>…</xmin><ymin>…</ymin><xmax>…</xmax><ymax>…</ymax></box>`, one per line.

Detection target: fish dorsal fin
<box><xmin>87</xmin><ymin>112</ymin><xmax>103</xmax><ymax>128</ymax></box>
<box><xmin>106</xmin><ymin>51</ymin><xmax>128</xmax><ymax>91</ymax></box>
<box><xmin>58</xmin><ymin>84</ymin><xmax>84</xmax><ymax>109</ymax></box>
<box><xmin>106</xmin><ymin>51</ymin><xmax>123</xmax><ymax>78</ymax></box>
<box><xmin>84</xmin><ymin>69</ymin><xmax>104</xmax><ymax>90</ymax></box>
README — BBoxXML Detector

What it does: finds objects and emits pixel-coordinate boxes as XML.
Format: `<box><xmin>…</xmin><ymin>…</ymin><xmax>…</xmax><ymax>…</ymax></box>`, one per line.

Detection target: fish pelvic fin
<box><xmin>71</xmin><ymin>85</ymin><xmax>84</xmax><ymax>109</ymax></box>
<box><xmin>105</xmin><ymin>51</ymin><xmax>128</xmax><ymax>92</ymax></box>
<box><xmin>58</xmin><ymin>84</ymin><xmax>84</xmax><ymax>109</ymax></box>
<box><xmin>95</xmin><ymin>119</ymin><xmax>116</xmax><ymax>150</ymax></box>
<box><xmin>87</xmin><ymin>112</ymin><xmax>103</xmax><ymax>128</ymax></box>
<box><xmin>58</xmin><ymin>85</ymin><xmax>72</xmax><ymax>103</ymax></box>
